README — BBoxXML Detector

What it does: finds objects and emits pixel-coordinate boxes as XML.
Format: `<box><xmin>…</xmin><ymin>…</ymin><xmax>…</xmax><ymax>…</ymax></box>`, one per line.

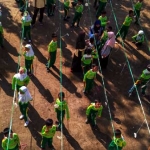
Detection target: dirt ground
<box><xmin>0</xmin><ymin>0</ymin><xmax>150</xmax><ymax>149</ymax></box>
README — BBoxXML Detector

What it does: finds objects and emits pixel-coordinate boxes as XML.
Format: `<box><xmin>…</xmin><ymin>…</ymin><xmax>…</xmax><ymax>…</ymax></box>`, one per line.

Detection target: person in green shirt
<box><xmin>0</xmin><ymin>22</ymin><xmax>4</xmax><ymax>48</ymax></box>
<box><xmin>116</xmin><ymin>10</ymin><xmax>133</xmax><ymax>40</ymax></box>
<box><xmin>54</xmin><ymin>92</ymin><xmax>70</xmax><ymax>129</ymax></box>
<box><xmin>21</xmin><ymin>11</ymin><xmax>32</xmax><ymax>43</ymax></box>
<box><xmin>2</xmin><ymin>128</ymin><xmax>21</xmax><ymax>150</ymax></box>
<box><xmin>96</xmin><ymin>0</ymin><xmax>107</xmax><ymax>18</ymax></box>
<box><xmin>47</xmin><ymin>0</ymin><xmax>56</xmax><ymax>16</ymax></box>
<box><xmin>40</xmin><ymin>119</ymin><xmax>56</xmax><ymax>150</ymax></box>
<box><xmin>64</xmin><ymin>0</ymin><xmax>70</xmax><ymax>21</ymax></box>
<box><xmin>71</xmin><ymin>0</ymin><xmax>83</xmax><ymax>27</ymax></box>
<box><xmin>134</xmin><ymin>0</ymin><xmax>143</xmax><ymax>24</ymax></box>
<box><xmin>132</xmin><ymin>30</ymin><xmax>144</xmax><ymax>46</ymax></box>
<box><xmin>108</xmin><ymin>129</ymin><xmax>126</xmax><ymax>150</ymax></box>
<box><xmin>46</xmin><ymin>33</ymin><xmax>58</xmax><ymax>72</ymax></box>
<box><xmin>86</xmin><ymin>100</ymin><xmax>103</xmax><ymax>127</ymax></box>
<box><xmin>18</xmin><ymin>86</ymin><xmax>33</xmax><ymax>127</ymax></box>
<box><xmin>23</xmin><ymin>44</ymin><xmax>34</xmax><ymax>76</ymax></box>
<box><xmin>81</xmin><ymin>48</ymin><xmax>92</xmax><ymax>75</ymax></box>
<box><xmin>83</xmin><ymin>64</ymin><xmax>97</xmax><ymax>94</ymax></box>
<box><xmin>128</xmin><ymin>64</ymin><xmax>150</xmax><ymax>97</ymax></box>
<box><xmin>98</xmin><ymin>11</ymin><xmax>109</xmax><ymax>29</ymax></box>
<box><xmin>12</xmin><ymin>67</ymin><xmax>30</xmax><ymax>93</ymax></box>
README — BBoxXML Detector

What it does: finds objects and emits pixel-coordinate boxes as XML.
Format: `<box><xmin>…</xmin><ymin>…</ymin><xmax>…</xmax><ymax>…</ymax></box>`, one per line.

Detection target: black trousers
<box><xmin>32</xmin><ymin>7</ymin><xmax>45</xmax><ymax>25</ymax></box>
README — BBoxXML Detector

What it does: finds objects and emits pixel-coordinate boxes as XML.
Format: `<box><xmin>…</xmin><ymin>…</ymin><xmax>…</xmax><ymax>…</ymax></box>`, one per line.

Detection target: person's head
<box><xmin>138</xmin><ymin>30</ymin><xmax>144</xmax><ymax>36</ymax></box>
<box><xmin>78</xmin><ymin>0</ymin><xmax>83</xmax><ymax>5</ymax></box>
<box><xmin>94</xmin><ymin>100</ymin><xmax>101</xmax><ymax>108</ymax></box>
<box><xmin>108</xmin><ymin>31</ymin><xmax>115</xmax><ymax>39</ymax></box>
<box><xmin>90</xmin><ymin>38</ymin><xmax>94</xmax><ymax>44</ymax></box>
<box><xmin>25</xmin><ymin>44</ymin><xmax>31</xmax><ymax>51</ymax></box>
<box><xmin>85</xmin><ymin>48</ymin><xmax>92</xmax><ymax>55</ymax></box>
<box><xmin>52</xmin><ymin>33</ymin><xmax>57</xmax><ymax>41</ymax></box>
<box><xmin>58</xmin><ymin>92</ymin><xmax>65</xmax><ymax>100</ymax></box>
<box><xmin>101</xmin><ymin>11</ymin><xmax>107</xmax><ymax>17</ymax></box>
<box><xmin>147</xmin><ymin>64</ymin><xmax>150</xmax><ymax>72</ymax></box>
<box><xmin>115</xmin><ymin>129</ymin><xmax>121</xmax><ymax>138</ymax></box>
<box><xmin>45</xmin><ymin>119</ymin><xmax>53</xmax><ymax>127</ymax></box>
<box><xmin>94</xmin><ymin>20</ymin><xmax>101</xmax><ymax>28</ymax></box>
<box><xmin>106</xmin><ymin>26</ymin><xmax>112</xmax><ymax>32</ymax></box>
<box><xmin>19</xmin><ymin>67</ymin><xmax>25</xmax><ymax>74</ymax></box>
<box><xmin>129</xmin><ymin>10</ymin><xmax>133</xmax><ymax>17</ymax></box>
<box><xmin>139</xmin><ymin>0</ymin><xmax>143</xmax><ymax>2</ymax></box>
<box><xmin>3</xmin><ymin>128</ymin><xmax>13</xmax><ymax>138</ymax></box>
<box><xmin>92</xmin><ymin>64</ymin><xmax>98</xmax><ymax>72</ymax></box>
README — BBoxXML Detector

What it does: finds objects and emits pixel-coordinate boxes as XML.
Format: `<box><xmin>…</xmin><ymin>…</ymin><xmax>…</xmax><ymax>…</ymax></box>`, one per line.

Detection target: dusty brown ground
<box><xmin>0</xmin><ymin>0</ymin><xmax>150</xmax><ymax>149</ymax></box>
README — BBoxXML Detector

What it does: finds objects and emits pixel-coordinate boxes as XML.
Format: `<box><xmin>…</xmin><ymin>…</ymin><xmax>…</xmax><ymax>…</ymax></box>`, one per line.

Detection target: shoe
<box><xmin>128</xmin><ymin>92</ymin><xmax>132</xmax><ymax>97</ymax></box>
<box><xmin>70</xmin><ymin>24</ymin><xmax>74</xmax><ymax>28</ymax></box>
<box><xmin>76</xmin><ymin>25</ymin><xmax>80</xmax><ymax>28</ymax></box>
<box><xmin>47</xmin><ymin>68</ymin><xmax>50</xmax><ymax>72</ymax></box>
<box><xmin>85</xmin><ymin>119</ymin><xmax>89</xmax><ymax>124</ymax></box>
<box><xmin>24</xmin><ymin>120</ymin><xmax>29</xmax><ymax>127</ymax></box>
<box><xmin>28</xmin><ymin>40</ymin><xmax>31</xmax><ymax>43</ymax></box>
<box><xmin>142</xmin><ymin>93</ymin><xmax>146</xmax><ymax>97</ymax></box>
<box><xmin>24</xmin><ymin>37</ymin><xmax>26</xmax><ymax>41</ymax></box>
<box><xmin>19</xmin><ymin>115</ymin><xmax>24</xmax><ymax>120</ymax></box>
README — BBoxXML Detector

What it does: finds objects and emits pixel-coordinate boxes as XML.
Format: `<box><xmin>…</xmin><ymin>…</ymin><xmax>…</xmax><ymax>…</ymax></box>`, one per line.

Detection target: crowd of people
<box><xmin>1</xmin><ymin>0</ymin><xmax>150</xmax><ymax>149</ymax></box>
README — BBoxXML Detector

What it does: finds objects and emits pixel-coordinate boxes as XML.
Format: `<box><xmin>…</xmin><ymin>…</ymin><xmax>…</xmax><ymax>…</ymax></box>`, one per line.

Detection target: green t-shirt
<box><xmin>86</xmin><ymin>103</ymin><xmax>103</xmax><ymax>116</ymax></box>
<box><xmin>108</xmin><ymin>137</ymin><xmax>126</xmax><ymax>150</ymax></box>
<box><xmin>64</xmin><ymin>0</ymin><xmax>70</xmax><ymax>8</ymax></box>
<box><xmin>81</xmin><ymin>54</ymin><xmax>92</xmax><ymax>65</ymax></box>
<box><xmin>55</xmin><ymin>98</ymin><xmax>70</xmax><ymax>118</ymax></box>
<box><xmin>132</xmin><ymin>34</ymin><xmax>144</xmax><ymax>43</ymax></box>
<box><xmin>23</xmin><ymin>51</ymin><xmax>34</xmax><ymax>60</ymax></box>
<box><xmin>48</xmin><ymin>40</ymin><xmax>57</xmax><ymax>52</ymax></box>
<box><xmin>134</xmin><ymin>1</ymin><xmax>142</xmax><ymax>11</ymax></box>
<box><xmin>123</xmin><ymin>16</ymin><xmax>132</xmax><ymax>26</ymax></box>
<box><xmin>92</xmin><ymin>50</ymin><xmax>98</xmax><ymax>59</ymax></box>
<box><xmin>41</xmin><ymin>125</ymin><xmax>56</xmax><ymax>138</ymax></box>
<box><xmin>98</xmin><ymin>16</ymin><xmax>107</xmax><ymax>27</ymax></box>
<box><xmin>2</xmin><ymin>133</ymin><xmax>20</xmax><ymax>150</ymax></box>
<box><xmin>83</xmin><ymin>69</ymin><xmax>96</xmax><ymax>81</ymax></box>
<box><xmin>139</xmin><ymin>69</ymin><xmax>150</xmax><ymax>81</ymax></box>
<box><xmin>75</xmin><ymin>4</ymin><xmax>83</xmax><ymax>13</ymax></box>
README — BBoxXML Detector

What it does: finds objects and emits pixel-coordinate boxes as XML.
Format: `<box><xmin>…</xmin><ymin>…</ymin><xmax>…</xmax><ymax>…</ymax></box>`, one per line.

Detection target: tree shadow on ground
<box><xmin>63</xmin><ymin>125</ymin><xmax>83</xmax><ymax>150</ymax></box>
<box><xmin>28</xmin><ymin>103</ymin><xmax>45</xmax><ymax>148</ymax></box>
<box><xmin>31</xmin><ymin>75</ymin><xmax>54</xmax><ymax>103</ymax></box>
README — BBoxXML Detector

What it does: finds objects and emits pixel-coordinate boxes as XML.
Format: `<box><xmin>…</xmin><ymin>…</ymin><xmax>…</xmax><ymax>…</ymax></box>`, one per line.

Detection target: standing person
<box><xmin>71</xmin><ymin>31</ymin><xmax>86</xmax><ymax>72</ymax></box>
<box><xmin>12</xmin><ymin>67</ymin><xmax>30</xmax><ymax>93</ymax></box>
<box><xmin>40</xmin><ymin>119</ymin><xmax>56</xmax><ymax>150</ymax></box>
<box><xmin>31</xmin><ymin>0</ymin><xmax>45</xmax><ymax>26</ymax></box>
<box><xmin>134</xmin><ymin>0</ymin><xmax>143</xmax><ymax>24</ymax></box>
<box><xmin>21</xmin><ymin>11</ymin><xmax>32</xmax><ymax>42</ymax></box>
<box><xmin>86</xmin><ymin>100</ymin><xmax>103</xmax><ymax>127</ymax></box>
<box><xmin>47</xmin><ymin>0</ymin><xmax>56</xmax><ymax>17</ymax></box>
<box><xmin>132</xmin><ymin>30</ymin><xmax>144</xmax><ymax>46</ymax></box>
<box><xmin>81</xmin><ymin>48</ymin><xmax>92</xmax><ymax>75</ymax></box>
<box><xmin>2</xmin><ymin>128</ymin><xmax>21</xmax><ymax>150</ymax></box>
<box><xmin>46</xmin><ymin>33</ymin><xmax>58</xmax><ymax>72</ymax></box>
<box><xmin>54</xmin><ymin>92</ymin><xmax>70</xmax><ymax>129</ymax></box>
<box><xmin>23</xmin><ymin>44</ymin><xmax>34</xmax><ymax>76</ymax></box>
<box><xmin>100</xmin><ymin>31</ymin><xmax>115</xmax><ymax>69</ymax></box>
<box><xmin>71</xmin><ymin>0</ymin><xmax>83</xmax><ymax>27</ymax></box>
<box><xmin>96</xmin><ymin>0</ymin><xmax>107</xmax><ymax>18</ymax></box>
<box><xmin>18</xmin><ymin>86</ymin><xmax>32</xmax><ymax>127</ymax></box>
<box><xmin>116</xmin><ymin>10</ymin><xmax>133</xmax><ymax>40</ymax></box>
<box><xmin>83</xmin><ymin>64</ymin><xmax>97</xmax><ymax>94</ymax></box>
<box><xmin>0</xmin><ymin>22</ymin><xmax>4</xmax><ymax>48</ymax></box>
<box><xmin>108</xmin><ymin>129</ymin><xmax>126</xmax><ymax>150</ymax></box>
<box><xmin>63</xmin><ymin>0</ymin><xmax>70</xmax><ymax>21</ymax></box>
<box><xmin>128</xmin><ymin>64</ymin><xmax>150</xmax><ymax>97</ymax></box>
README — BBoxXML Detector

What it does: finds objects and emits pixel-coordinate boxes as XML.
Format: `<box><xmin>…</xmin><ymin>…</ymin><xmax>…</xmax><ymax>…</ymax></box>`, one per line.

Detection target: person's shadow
<box><xmin>31</xmin><ymin>75</ymin><xmax>54</xmax><ymax>103</ymax></box>
<box><xmin>63</xmin><ymin>125</ymin><xmax>83</xmax><ymax>150</ymax></box>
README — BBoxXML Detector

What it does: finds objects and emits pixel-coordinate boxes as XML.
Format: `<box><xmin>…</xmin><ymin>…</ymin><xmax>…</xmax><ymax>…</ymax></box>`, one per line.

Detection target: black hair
<box><xmin>90</xmin><ymin>37</ymin><xmax>94</xmax><ymax>43</ymax></box>
<box><xmin>92</xmin><ymin>64</ymin><xmax>96</xmax><ymax>68</ymax></box>
<box><xmin>52</xmin><ymin>33</ymin><xmax>57</xmax><ymax>38</ymax></box>
<box><xmin>58</xmin><ymin>92</ymin><xmax>65</xmax><ymax>99</ymax></box>
<box><xmin>85</xmin><ymin>48</ymin><xmax>92</xmax><ymax>55</ymax></box>
<box><xmin>45</xmin><ymin>119</ymin><xmax>53</xmax><ymax>126</ymax></box>
<box><xmin>129</xmin><ymin>10</ymin><xmax>133</xmax><ymax>14</ymax></box>
<box><xmin>3</xmin><ymin>128</ymin><xmax>12</xmax><ymax>136</ymax></box>
<box><xmin>107</xmin><ymin>26</ymin><xmax>112</xmax><ymax>31</ymax></box>
<box><xmin>147</xmin><ymin>64</ymin><xmax>150</xmax><ymax>71</ymax></box>
<box><xmin>115</xmin><ymin>129</ymin><xmax>121</xmax><ymax>136</ymax></box>
<box><xmin>101</xmin><ymin>11</ymin><xmax>106</xmax><ymax>15</ymax></box>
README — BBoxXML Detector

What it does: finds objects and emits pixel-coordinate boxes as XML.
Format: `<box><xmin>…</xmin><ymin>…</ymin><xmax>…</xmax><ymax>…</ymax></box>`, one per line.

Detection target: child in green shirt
<box><xmin>64</xmin><ymin>0</ymin><xmax>70</xmax><ymax>21</ymax></box>
<box><xmin>96</xmin><ymin>0</ymin><xmax>107</xmax><ymax>18</ymax></box>
<box><xmin>47</xmin><ymin>0</ymin><xmax>56</xmax><ymax>16</ymax></box>
<box><xmin>83</xmin><ymin>64</ymin><xmax>97</xmax><ymax>94</ymax></box>
<box><xmin>2</xmin><ymin>128</ymin><xmax>21</xmax><ymax>150</ymax></box>
<box><xmin>71</xmin><ymin>0</ymin><xmax>83</xmax><ymax>27</ymax></box>
<box><xmin>132</xmin><ymin>30</ymin><xmax>144</xmax><ymax>46</ymax></box>
<box><xmin>0</xmin><ymin>22</ymin><xmax>4</xmax><ymax>48</ymax></box>
<box><xmin>40</xmin><ymin>119</ymin><xmax>56</xmax><ymax>150</ymax></box>
<box><xmin>46</xmin><ymin>33</ymin><xmax>58</xmax><ymax>72</ymax></box>
<box><xmin>23</xmin><ymin>44</ymin><xmax>34</xmax><ymax>76</ymax></box>
<box><xmin>98</xmin><ymin>11</ymin><xmax>109</xmax><ymax>29</ymax></box>
<box><xmin>54</xmin><ymin>92</ymin><xmax>70</xmax><ymax>129</ymax></box>
<box><xmin>108</xmin><ymin>129</ymin><xmax>126</xmax><ymax>150</ymax></box>
<box><xmin>86</xmin><ymin>100</ymin><xmax>103</xmax><ymax>127</ymax></box>
<box><xmin>128</xmin><ymin>64</ymin><xmax>150</xmax><ymax>97</ymax></box>
<box><xmin>116</xmin><ymin>10</ymin><xmax>133</xmax><ymax>40</ymax></box>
